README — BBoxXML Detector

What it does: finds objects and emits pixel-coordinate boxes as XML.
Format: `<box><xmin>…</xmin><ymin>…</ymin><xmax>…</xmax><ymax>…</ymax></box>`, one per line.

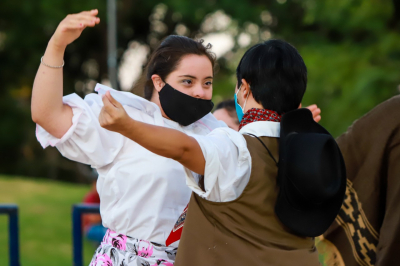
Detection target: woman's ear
<box><xmin>151</xmin><ymin>74</ymin><xmax>165</xmax><ymax>92</ymax></box>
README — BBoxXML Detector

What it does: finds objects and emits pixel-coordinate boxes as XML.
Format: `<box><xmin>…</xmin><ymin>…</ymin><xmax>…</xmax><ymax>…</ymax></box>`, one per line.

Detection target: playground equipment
<box><xmin>72</xmin><ymin>203</ymin><xmax>100</xmax><ymax>266</ymax></box>
<box><xmin>0</xmin><ymin>204</ymin><xmax>20</xmax><ymax>266</ymax></box>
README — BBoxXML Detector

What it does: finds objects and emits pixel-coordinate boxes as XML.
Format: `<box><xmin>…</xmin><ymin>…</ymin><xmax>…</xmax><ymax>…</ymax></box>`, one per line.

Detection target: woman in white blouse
<box><xmin>31</xmin><ymin>10</ymin><xmax>225</xmax><ymax>266</ymax></box>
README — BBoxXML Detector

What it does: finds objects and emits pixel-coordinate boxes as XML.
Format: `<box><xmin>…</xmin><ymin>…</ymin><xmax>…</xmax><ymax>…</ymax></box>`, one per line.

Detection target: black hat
<box><xmin>275</xmin><ymin>108</ymin><xmax>346</xmax><ymax>237</ymax></box>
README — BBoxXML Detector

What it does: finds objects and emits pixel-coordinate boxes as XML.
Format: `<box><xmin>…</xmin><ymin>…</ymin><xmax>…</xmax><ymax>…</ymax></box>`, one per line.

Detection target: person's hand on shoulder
<box><xmin>303</xmin><ymin>104</ymin><xmax>321</xmax><ymax>123</ymax></box>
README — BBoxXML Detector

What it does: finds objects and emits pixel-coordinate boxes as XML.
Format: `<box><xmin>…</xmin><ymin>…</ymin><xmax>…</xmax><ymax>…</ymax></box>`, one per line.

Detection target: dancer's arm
<box><xmin>99</xmin><ymin>91</ymin><xmax>206</xmax><ymax>175</ymax></box>
<box><xmin>31</xmin><ymin>10</ymin><xmax>100</xmax><ymax>138</ymax></box>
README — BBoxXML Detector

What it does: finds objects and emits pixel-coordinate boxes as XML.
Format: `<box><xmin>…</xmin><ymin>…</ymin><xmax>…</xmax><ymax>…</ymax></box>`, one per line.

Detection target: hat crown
<box><xmin>285</xmin><ymin>133</ymin><xmax>341</xmax><ymax>205</ymax></box>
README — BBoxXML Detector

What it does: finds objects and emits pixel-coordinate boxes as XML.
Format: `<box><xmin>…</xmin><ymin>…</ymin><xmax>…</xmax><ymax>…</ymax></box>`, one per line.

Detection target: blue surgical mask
<box><xmin>234</xmin><ymin>85</ymin><xmax>249</xmax><ymax>122</ymax></box>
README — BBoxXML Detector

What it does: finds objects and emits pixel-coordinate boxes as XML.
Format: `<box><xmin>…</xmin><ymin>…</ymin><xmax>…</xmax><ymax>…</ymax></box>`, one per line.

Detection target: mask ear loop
<box><xmin>235</xmin><ymin>84</ymin><xmax>242</xmax><ymax>97</ymax></box>
<box><xmin>242</xmin><ymin>86</ymin><xmax>250</xmax><ymax>112</ymax></box>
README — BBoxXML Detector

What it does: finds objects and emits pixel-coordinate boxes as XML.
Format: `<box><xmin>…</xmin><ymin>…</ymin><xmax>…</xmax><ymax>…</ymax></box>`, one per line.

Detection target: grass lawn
<box><xmin>0</xmin><ymin>176</ymin><xmax>98</xmax><ymax>266</ymax></box>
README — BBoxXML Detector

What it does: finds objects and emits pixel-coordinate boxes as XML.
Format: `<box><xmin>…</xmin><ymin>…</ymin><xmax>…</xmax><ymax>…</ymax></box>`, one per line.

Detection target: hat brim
<box><xmin>276</xmin><ymin>108</ymin><xmax>346</xmax><ymax>237</ymax></box>
<box><xmin>275</xmin><ymin>156</ymin><xmax>346</xmax><ymax>237</ymax></box>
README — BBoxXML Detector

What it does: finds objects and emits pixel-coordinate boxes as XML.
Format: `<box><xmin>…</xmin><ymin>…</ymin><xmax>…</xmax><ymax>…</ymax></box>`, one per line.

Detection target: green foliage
<box><xmin>298</xmin><ymin>0</ymin><xmax>400</xmax><ymax>136</ymax></box>
<box><xmin>0</xmin><ymin>0</ymin><xmax>399</xmax><ymax>178</ymax></box>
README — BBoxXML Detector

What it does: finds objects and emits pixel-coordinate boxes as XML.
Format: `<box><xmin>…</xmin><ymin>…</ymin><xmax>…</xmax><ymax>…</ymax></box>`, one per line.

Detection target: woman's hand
<box><xmin>99</xmin><ymin>91</ymin><xmax>131</xmax><ymax>133</ymax></box>
<box><xmin>50</xmin><ymin>9</ymin><xmax>100</xmax><ymax>49</ymax></box>
<box><xmin>302</xmin><ymin>104</ymin><xmax>321</xmax><ymax>123</ymax></box>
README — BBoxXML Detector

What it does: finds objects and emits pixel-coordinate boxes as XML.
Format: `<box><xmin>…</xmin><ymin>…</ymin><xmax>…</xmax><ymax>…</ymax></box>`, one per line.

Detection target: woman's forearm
<box><xmin>31</xmin><ymin>39</ymin><xmax>73</xmax><ymax>138</ymax></box>
<box><xmin>120</xmin><ymin>118</ymin><xmax>206</xmax><ymax>175</ymax></box>
<box><xmin>98</xmin><ymin>90</ymin><xmax>206</xmax><ymax>174</ymax></box>
<box><xmin>31</xmin><ymin>10</ymin><xmax>100</xmax><ymax>139</ymax></box>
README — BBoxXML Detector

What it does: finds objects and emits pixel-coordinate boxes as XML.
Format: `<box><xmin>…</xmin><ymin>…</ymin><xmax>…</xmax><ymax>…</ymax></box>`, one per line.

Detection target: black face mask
<box><xmin>158</xmin><ymin>83</ymin><xmax>214</xmax><ymax>126</ymax></box>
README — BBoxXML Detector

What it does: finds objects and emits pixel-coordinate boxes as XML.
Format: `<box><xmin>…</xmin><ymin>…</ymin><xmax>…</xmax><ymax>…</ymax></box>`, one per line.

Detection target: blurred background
<box><xmin>0</xmin><ymin>0</ymin><xmax>399</xmax><ymax>265</ymax></box>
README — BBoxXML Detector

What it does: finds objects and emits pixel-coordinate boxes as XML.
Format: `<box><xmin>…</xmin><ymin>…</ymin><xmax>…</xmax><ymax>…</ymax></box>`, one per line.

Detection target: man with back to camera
<box><xmin>97</xmin><ymin>39</ymin><xmax>346</xmax><ymax>265</ymax></box>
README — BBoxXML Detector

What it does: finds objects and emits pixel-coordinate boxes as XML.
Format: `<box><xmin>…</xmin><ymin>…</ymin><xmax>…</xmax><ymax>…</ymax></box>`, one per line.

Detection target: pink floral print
<box><xmin>151</xmin><ymin>260</ymin><xmax>174</xmax><ymax>266</ymax></box>
<box><xmin>103</xmin><ymin>230</ymin><xmax>127</xmax><ymax>251</ymax></box>
<box><xmin>90</xmin><ymin>229</ymin><xmax>176</xmax><ymax>266</ymax></box>
<box><xmin>137</xmin><ymin>240</ymin><xmax>154</xmax><ymax>258</ymax></box>
<box><xmin>90</xmin><ymin>253</ymin><xmax>112</xmax><ymax>266</ymax></box>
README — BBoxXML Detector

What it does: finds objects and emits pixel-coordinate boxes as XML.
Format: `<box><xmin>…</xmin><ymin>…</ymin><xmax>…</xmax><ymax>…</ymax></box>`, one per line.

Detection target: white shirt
<box><xmin>185</xmin><ymin>120</ymin><xmax>280</xmax><ymax>202</ymax></box>
<box><xmin>36</xmin><ymin>84</ymin><xmax>226</xmax><ymax>247</ymax></box>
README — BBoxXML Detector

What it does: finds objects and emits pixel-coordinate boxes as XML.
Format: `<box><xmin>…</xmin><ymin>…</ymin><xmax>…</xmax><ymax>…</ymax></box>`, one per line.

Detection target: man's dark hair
<box><xmin>215</xmin><ymin>99</ymin><xmax>235</xmax><ymax>113</ymax></box>
<box><xmin>236</xmin><ymin>39</ymin><xmax>307</xmax><ymax>114</ymax></box>
<box><xmin>215</xmin><ymin>99</ymin><xmax>239</xmax><ymax>124</ymax></box>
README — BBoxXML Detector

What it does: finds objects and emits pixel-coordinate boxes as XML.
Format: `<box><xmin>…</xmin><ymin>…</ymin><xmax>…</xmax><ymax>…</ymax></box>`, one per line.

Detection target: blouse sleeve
<box><xmin>185</xmin><ymin>128</ymin><xmax>252</xmax><ymax>202</ymax></box>
<box><xmin>35</xmin><ymin>93</ymin><xmax>124</xmax><ymax>168</ymax></box>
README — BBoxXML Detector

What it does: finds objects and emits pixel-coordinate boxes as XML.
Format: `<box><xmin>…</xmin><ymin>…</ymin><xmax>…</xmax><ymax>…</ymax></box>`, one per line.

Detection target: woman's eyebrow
<box><xmin>178</xmin><ymin>75</ymin><xmax>214</xmax><ymax>80</ymax></box>
<box><xmin>178</xmin><ymin>75</ymin><xmax>197</xmax><ymax>79</ymax></box>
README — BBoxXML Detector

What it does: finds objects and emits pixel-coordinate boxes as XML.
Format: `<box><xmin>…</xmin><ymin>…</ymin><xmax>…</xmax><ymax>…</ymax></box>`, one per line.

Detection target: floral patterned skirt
<box><xmin>89</xmin><ymin>229</ymin><xmax>176</xmax><ymax>266</ymax></box>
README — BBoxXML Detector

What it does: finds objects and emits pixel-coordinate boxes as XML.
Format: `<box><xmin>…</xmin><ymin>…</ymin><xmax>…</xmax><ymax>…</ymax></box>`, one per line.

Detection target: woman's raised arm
<box><xmin>31</xmin><ymin>10</ymin><xmax>100</xmax><ymax>138</ymax></box>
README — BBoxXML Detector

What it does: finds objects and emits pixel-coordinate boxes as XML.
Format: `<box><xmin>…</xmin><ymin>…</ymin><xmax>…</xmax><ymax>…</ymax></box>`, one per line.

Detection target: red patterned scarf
<box><xmin>239</xmin><ymin>108</ymin><xmax>282</xmax><ymax>130</ymax></box>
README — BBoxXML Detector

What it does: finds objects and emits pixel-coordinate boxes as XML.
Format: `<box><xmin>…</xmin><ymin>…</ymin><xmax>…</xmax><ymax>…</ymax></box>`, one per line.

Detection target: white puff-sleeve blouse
<box><xmin>36</xmin><ymin>84</ymin><xmax>226</xmax><ymax>247</ymax></box>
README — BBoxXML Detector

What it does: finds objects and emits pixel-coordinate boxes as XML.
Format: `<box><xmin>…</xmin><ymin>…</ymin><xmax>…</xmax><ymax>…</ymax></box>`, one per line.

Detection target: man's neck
<box><xmin>243</xmin><ymin>98</ymin><xmax>264</xmax><ymax>113</ymax></box>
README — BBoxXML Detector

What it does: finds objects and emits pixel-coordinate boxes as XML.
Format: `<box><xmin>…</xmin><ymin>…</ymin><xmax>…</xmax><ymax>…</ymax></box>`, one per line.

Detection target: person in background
<box><xmin>317</xmin><ymin>95</ymin><xmax>400</xmax><ymax>266</ymax></box>
<box><xmin>213</xmin><ymin>100</ymin><xmax>240</xmax><ymax>131</ymax></box>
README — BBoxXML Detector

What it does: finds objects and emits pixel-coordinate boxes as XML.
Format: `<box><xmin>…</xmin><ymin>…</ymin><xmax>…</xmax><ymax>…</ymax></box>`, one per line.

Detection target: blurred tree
<box><xmin>0</xmin><ymin>0</ymin><xmax>398</xmax><ymax>181</ymax></box>
<box><xmin>298</xmin><ymin>0</ymin><xmax>400</xmax><ymax>136</ymax></box>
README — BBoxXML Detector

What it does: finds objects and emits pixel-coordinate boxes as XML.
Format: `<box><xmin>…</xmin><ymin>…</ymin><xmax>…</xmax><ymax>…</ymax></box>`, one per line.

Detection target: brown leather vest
<box><xmin>175</xmin><ymin>135</ymin><xmax>320</xmax><ymax>266</ymax></box>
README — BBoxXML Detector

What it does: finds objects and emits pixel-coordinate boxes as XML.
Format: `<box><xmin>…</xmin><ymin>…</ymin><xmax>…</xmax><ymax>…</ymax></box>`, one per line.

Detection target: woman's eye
<box><xmin>182</xmin><ymin>79</ymin><xmax>192</xmax><ymax>85</ymax></box>
<box><xmin>205</xmin><ymin>81</ymin><xmax>213</xmax><ymax>86</ymax></box>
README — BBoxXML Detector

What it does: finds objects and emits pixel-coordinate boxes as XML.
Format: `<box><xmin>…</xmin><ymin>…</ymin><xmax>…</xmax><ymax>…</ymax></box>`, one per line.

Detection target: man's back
<box><xmin>176</xmin><ymin>135</ymin><xmax>319</xmax><ymax>266</ymax></box>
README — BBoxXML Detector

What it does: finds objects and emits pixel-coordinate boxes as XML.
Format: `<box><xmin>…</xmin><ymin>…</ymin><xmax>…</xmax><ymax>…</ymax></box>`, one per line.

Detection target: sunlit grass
<box><xmin>0</xmin><ymin>176</ymin><xmax>97</xmax><ymax>266</ymax></box>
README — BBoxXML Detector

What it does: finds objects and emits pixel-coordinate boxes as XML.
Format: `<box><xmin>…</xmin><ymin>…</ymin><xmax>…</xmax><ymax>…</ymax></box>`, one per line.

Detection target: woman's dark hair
<box><xmin>236</xmin><ymin>39</ymin><xmax>307</xmax><ymax>114</ymax></box>
<box><xmin>143</xmin><ymin>35</ymin><xmax>216</xmax><ymax>100</ymax></box>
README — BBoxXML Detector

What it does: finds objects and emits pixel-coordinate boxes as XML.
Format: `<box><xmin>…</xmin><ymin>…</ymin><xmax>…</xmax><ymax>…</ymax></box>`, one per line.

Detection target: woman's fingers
<box><xmin>68</xmin><ymin>14</ymin><xmax>99</xmax><ymax>28</ymax></box>
<box><xmin>102</xmin><ymin>93</ymin><xmax>114</xmax><ymax>111</ymax></box>
<box><xmin>61</xmin><ymin>17</ymin><xmax>99</xmax><ymax>32</ymax></box>
<box><xmin>79</xmin><ymin>9</ymin><xmax>99</xmax><ymax>16</ymax></box>
<box><xmin>311</xmin><ymin>107</ymin><xmax>321</xmax><ymax>117</ymax></box>
<box><xmin>305</xmin><ymin>104</ymin><xmax>321</xmax><ymax>123</ymax></box>
<box><xmin>75</xmin><ymin>14</ymin><xmax>100</xmax><ymax>25</ymax></box>
<box><xmin>306</xmin><ymin>104</ymin><xmax>317</xmax><ymax>112</ymax></box>
<box><xmin>105</xmin><ymin>91</ymin><xmax>122</xmax><ymax>108</ymax></box>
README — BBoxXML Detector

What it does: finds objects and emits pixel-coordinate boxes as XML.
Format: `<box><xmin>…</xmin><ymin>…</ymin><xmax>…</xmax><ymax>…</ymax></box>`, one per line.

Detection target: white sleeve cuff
<box><xmin>184</xmin><ymin>134</ymin><xmax>222</xmax><ymax>201</ymax></box>
<box><xmin>35</xmin><ymin>93</ymin><xmax>124</xmax><ymax>168</ymax></box>
<box><xmin>185</xmin><ymin>128</ymin><xmax>251</xmax><ymax>202</ymax></box>
<box><xmin>35</xmin><ymin>94</ymin><xmax>85</xmax><ymax>148</ymax></box>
